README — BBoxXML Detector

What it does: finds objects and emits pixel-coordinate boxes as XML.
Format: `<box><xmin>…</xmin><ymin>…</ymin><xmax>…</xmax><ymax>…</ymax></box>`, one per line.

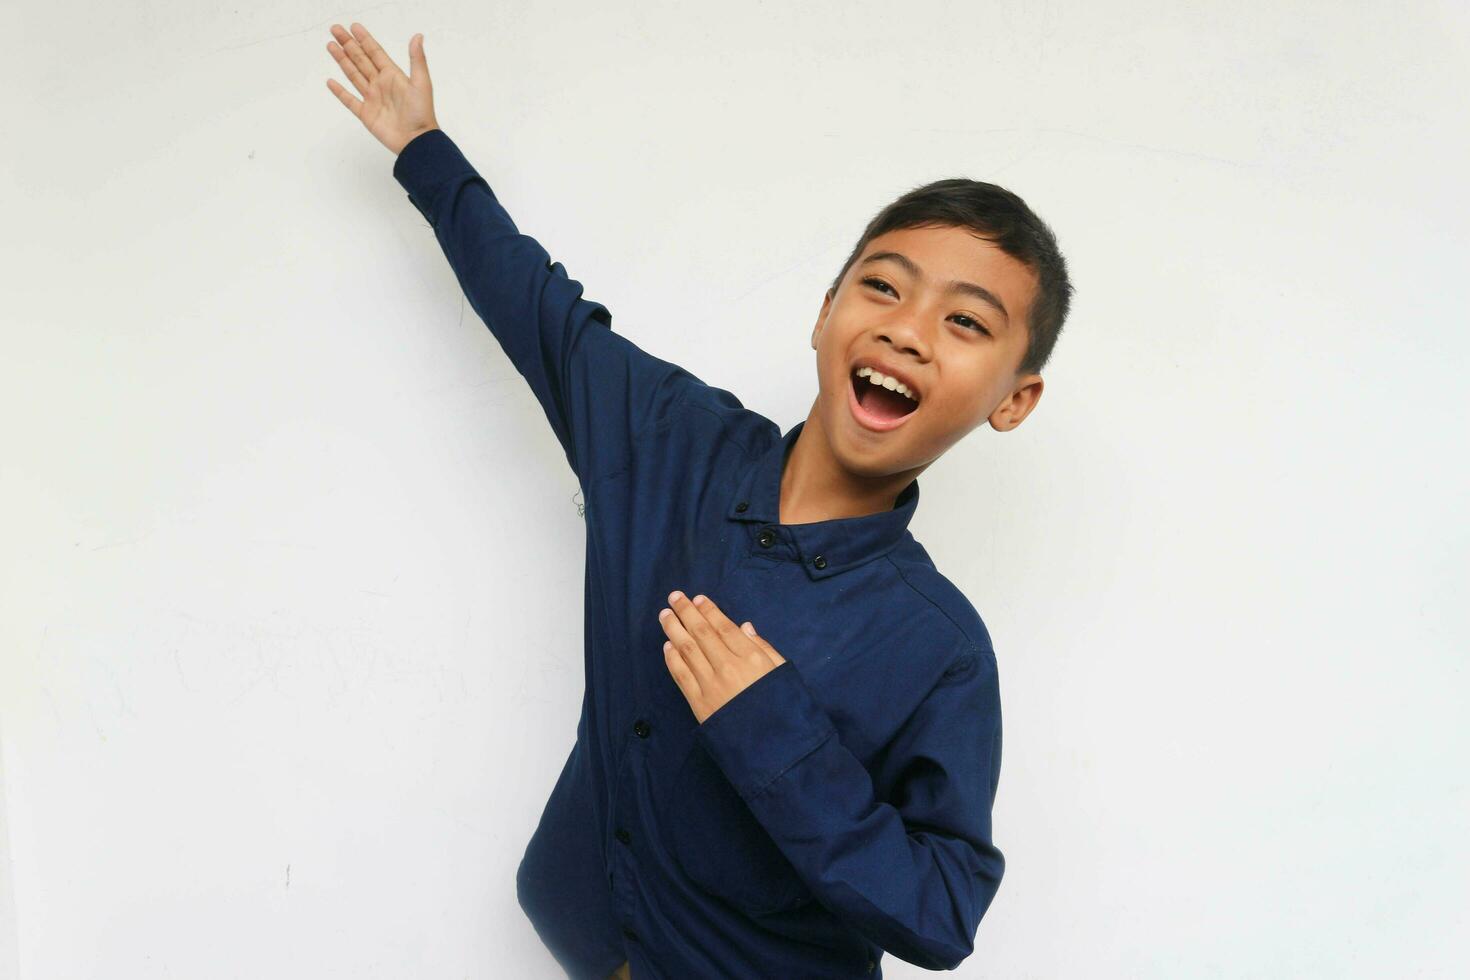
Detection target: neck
<box><xmin>779</xmin><ymin>401</ymin><xmax>925</xmax><ymax>526</ymax></box>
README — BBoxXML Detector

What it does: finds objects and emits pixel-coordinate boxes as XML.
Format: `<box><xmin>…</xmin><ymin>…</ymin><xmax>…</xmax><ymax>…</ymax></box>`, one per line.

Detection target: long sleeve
<box><xmin>392</xmin><ymin>128</ymin><xmax>702</xmax><ymax>486</ymax></box>
<box><xmin>694</xmin><ymin>647</ymin><xmax>1005</xmax><ymax>971</ymax></box>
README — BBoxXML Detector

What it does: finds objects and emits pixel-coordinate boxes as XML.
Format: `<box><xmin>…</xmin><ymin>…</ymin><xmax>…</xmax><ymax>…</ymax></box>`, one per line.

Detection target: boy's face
<box><xmin>809</xmin><ymin>224</ymin><xmax>1045</xmax><ymax>480</ymax></box>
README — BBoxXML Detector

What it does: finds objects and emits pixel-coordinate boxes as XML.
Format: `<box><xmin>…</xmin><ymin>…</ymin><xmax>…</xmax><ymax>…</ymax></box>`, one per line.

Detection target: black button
<box><xmin>622</xmin><ymin>925</ymin><xmax>639</xmax><ymax>942</ymax></box>
<box><xmin>615</xmin><ymin>827</ymin><xmax>631</xmax><ymax>845</ymax></box>
<box><xmin>735</xmin><ymin>500</ymin><xmax>749</xmax><ymax>512</ymax></box>
<box><xmin>633</xmin><ymin>718</ymin><xmax>651</xmax><ymax>738</ymax></box>
<box><xmin>812</xmin><ymin>555</ymin><xmax>827</xmax><ymax>569</ymax></box>
<box><xmin>757</xmin><ymin>528</ymin><xmax>776</xmax><ymax>548</ymax></box>
<box><xmin>866</xmin><ymin>955</ymin><xmax>876</xmax><ymax>972</ymax></box>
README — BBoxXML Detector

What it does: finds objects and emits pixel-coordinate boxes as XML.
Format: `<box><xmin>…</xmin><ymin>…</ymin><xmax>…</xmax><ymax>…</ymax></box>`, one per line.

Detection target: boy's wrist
<box><xmin>394</xmin><ymin>125</ymin><xmax>441</xmax><ymax>156</ymax></box>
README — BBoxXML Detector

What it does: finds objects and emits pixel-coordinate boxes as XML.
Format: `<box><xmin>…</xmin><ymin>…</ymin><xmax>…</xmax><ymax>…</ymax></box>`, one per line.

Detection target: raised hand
<box><xmin>325</xmin><ymin>23</ymin><xmax>440</xmax><ymax>156</ymax></box>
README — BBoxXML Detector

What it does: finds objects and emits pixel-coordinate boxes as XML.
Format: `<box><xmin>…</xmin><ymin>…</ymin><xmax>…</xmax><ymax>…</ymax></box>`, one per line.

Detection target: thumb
<box><xmin>408</xmin><ymin>33</ymin><xmax>430</xmax><ymax>85</ymax></box>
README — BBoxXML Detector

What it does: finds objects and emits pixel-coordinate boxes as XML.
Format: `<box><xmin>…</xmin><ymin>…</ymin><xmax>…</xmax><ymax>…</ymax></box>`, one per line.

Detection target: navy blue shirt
<box><xmin>393</xmin><ymin>128</ymin><xmax>1005</xmax><ymax>978</ymax></box>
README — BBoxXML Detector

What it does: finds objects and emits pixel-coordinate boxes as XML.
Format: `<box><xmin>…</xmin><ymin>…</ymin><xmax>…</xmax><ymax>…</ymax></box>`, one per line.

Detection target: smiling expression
<box><xmin>809</xmin><ymin>223</ymin><xmax>1045</xmax><ymax>479</ymax></box>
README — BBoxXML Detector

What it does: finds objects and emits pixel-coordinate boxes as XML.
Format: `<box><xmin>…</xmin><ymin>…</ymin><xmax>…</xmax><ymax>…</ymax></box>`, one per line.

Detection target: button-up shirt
<box><xmin>393</xmin><ymin>128</ymin><xmax>1005</xmax><ymax>978</ymax></box>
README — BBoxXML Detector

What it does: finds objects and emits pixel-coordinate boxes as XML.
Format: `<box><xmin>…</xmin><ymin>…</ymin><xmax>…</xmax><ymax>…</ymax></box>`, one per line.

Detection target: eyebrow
<box><xmin>858</xmin><ymin>251</ymin><xmax>1009</xmax><ymax>326</ymax></box>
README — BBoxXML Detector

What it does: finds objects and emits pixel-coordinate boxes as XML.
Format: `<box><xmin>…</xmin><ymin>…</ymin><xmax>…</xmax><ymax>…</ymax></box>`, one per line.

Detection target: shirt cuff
<box><xmin>695</xmin><ymin>661</ymin><xmax>838</xmax><ymax>800</ymax></box>
<box><xmin>391</xmin><ymin>129</ymin><xmax>475</xmax><ymax>220</ymax></box>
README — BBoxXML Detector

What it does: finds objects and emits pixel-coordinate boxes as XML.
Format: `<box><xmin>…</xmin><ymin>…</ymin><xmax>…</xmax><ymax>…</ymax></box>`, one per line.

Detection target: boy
<box><xmin>326</xmin><ymin>24</ymin><xmax>1070</xmax><ymax>980</ymax></box>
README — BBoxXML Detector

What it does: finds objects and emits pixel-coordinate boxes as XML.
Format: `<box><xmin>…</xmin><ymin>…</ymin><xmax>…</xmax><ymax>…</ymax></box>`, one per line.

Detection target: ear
<box><xmin>989</xmin><ymin>374</ymin><xmax>1044</xmax><ymax>431</ymax></box>
<box><xmin>811</xmin><ymin>288</ymin><xmax>835</xmax><ymax>351</ymax></box>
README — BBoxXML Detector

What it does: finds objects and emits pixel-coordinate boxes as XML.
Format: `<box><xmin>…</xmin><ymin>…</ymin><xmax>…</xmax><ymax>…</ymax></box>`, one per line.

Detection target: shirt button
<box><xmin>812</xmin><ymin>555</ymin><xmax>827</xmax><ymax>569</ymax></box>
<box><xmin>735</xmin><ymin>500</ymin><xmax>749</xmax><ymax>512</ymax></box>
<box><xmin>633</xmin><ymin>719</ymin><xmax>651</xmax><ymax>738</ymax></box>
<box><xmin>615</xmin><ymin>827</ymin><xmax>631</xmax><ymax>845</ymax></box>
<box><xmin>757</xmin><ymin>528</ymin><xmax>776</xmax><ymax>548</ymax></box>
<box><xmin>622</xmin><ymin>925</ymin><xmax>639</xmax><ymax>942</ymax></box>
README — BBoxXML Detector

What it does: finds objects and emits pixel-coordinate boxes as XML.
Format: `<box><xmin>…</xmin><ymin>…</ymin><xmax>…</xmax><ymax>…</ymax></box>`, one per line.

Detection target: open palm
<box><xmin>325</xmin><ymin>23</ymin><xmax>439</xmax><ymax>155</ymax></box>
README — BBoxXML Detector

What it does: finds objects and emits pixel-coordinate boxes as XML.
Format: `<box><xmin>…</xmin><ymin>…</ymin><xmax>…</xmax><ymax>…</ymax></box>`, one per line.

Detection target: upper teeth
<box><xmin>855</xmin><ymin>366</ymin><xmax>918</xmax><ymax>402</ymax></box>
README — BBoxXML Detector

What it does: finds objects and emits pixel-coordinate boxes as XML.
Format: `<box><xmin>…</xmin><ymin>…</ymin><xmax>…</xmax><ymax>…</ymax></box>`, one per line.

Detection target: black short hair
<box><xmin>828</xmin><ymin>178</ymin><xmax>1074</xmax><ymax>376</ymax></box>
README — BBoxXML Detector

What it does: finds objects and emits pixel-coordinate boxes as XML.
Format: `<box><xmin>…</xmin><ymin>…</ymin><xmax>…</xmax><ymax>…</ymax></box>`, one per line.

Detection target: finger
<box><xmin>328</xmin><ymin>26</ymin><xmax>374</xmax><ymax>94</ymax></box>
<box><xmin>742</xmin><ymin>625</ymin><xmax>787</xmax><ymax>666</ymax></box>
<box><xmin>349</xmin><ymin>22</ymin><xmax>398</xmax><ymax>76</ymax></box>
<box><xmin>325</xmin><ymin>78</ymin><xmax>363</xmax><ymax>119</ymax></box>
<box><xmin>333</xmin><ymin>24</ymin><xmax>377</xmax><ymax>84</ymax></box>
<box><xmin>691</xmin><ymin>595</ymin><xmax>763</xmax><ymax>661</ymax></box>
<box><xmin>664</xmin><ymin>640</ymin><xmax>702</xmax><ymax>702</ymax></box>
<box><xmin>659</xmin><ymin>602</ymin><xmax>713</xmax><ymax>678</ymax></box>
<box><xmin>669</xmin><ymin>592</ymin><xmax>733</xmax><ymax>670</ymax></box>
<box><xmin>408</xmin><ymin>33</ymin><xmax>431</xmax><ymax>87</ymax></box>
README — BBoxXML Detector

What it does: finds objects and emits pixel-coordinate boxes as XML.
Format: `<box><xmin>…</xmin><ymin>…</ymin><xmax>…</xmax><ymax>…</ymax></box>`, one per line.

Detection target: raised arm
<box><xmin>326</xmin><ymin>23</ymin><xmax>701</xmax><ymax>485</ymax></box>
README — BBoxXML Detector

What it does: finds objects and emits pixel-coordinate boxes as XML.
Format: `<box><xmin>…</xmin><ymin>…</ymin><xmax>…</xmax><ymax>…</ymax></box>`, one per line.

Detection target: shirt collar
<box><xmin>726</xmin><ymin>418</ymin><xmax>920</xmax><ymax>580</ymax></box>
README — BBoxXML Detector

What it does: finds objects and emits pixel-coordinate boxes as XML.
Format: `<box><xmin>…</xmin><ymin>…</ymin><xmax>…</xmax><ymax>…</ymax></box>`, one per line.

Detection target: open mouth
<box><xmin>849</xmin><ymin>366</ymin><xmax>919</xmax><ymax>431</ymax></box>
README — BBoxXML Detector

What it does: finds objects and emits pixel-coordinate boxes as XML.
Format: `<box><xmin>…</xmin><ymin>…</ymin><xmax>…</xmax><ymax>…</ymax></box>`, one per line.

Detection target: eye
<box><xmin>952</xmin><ymin>314</ymin><xmax>991</xmax><ymax>336</ymax></box>
<box><xmin>861</xmin><ymin>276</ymin><xmax>897</xmax><ymax>297</ymax></box>
<box><xmin>860</xmin><ymin>277</ymin><xmax>992</xmax><ymax>337</ymax></box>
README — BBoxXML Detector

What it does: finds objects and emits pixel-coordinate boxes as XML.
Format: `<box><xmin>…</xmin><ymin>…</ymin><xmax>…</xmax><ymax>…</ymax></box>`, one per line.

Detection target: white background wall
<box><xmin>3</xmin><ymin>1</ymin><xmax>1467</xmax><ymax>977</ymax></box>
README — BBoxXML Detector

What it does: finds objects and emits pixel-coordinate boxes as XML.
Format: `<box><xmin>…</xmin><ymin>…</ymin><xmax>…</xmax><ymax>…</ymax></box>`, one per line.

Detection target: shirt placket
<box><xmin>606</xmin><ymin>699</ymin><xmax>654</xmax><ymax>960</ymax></box>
